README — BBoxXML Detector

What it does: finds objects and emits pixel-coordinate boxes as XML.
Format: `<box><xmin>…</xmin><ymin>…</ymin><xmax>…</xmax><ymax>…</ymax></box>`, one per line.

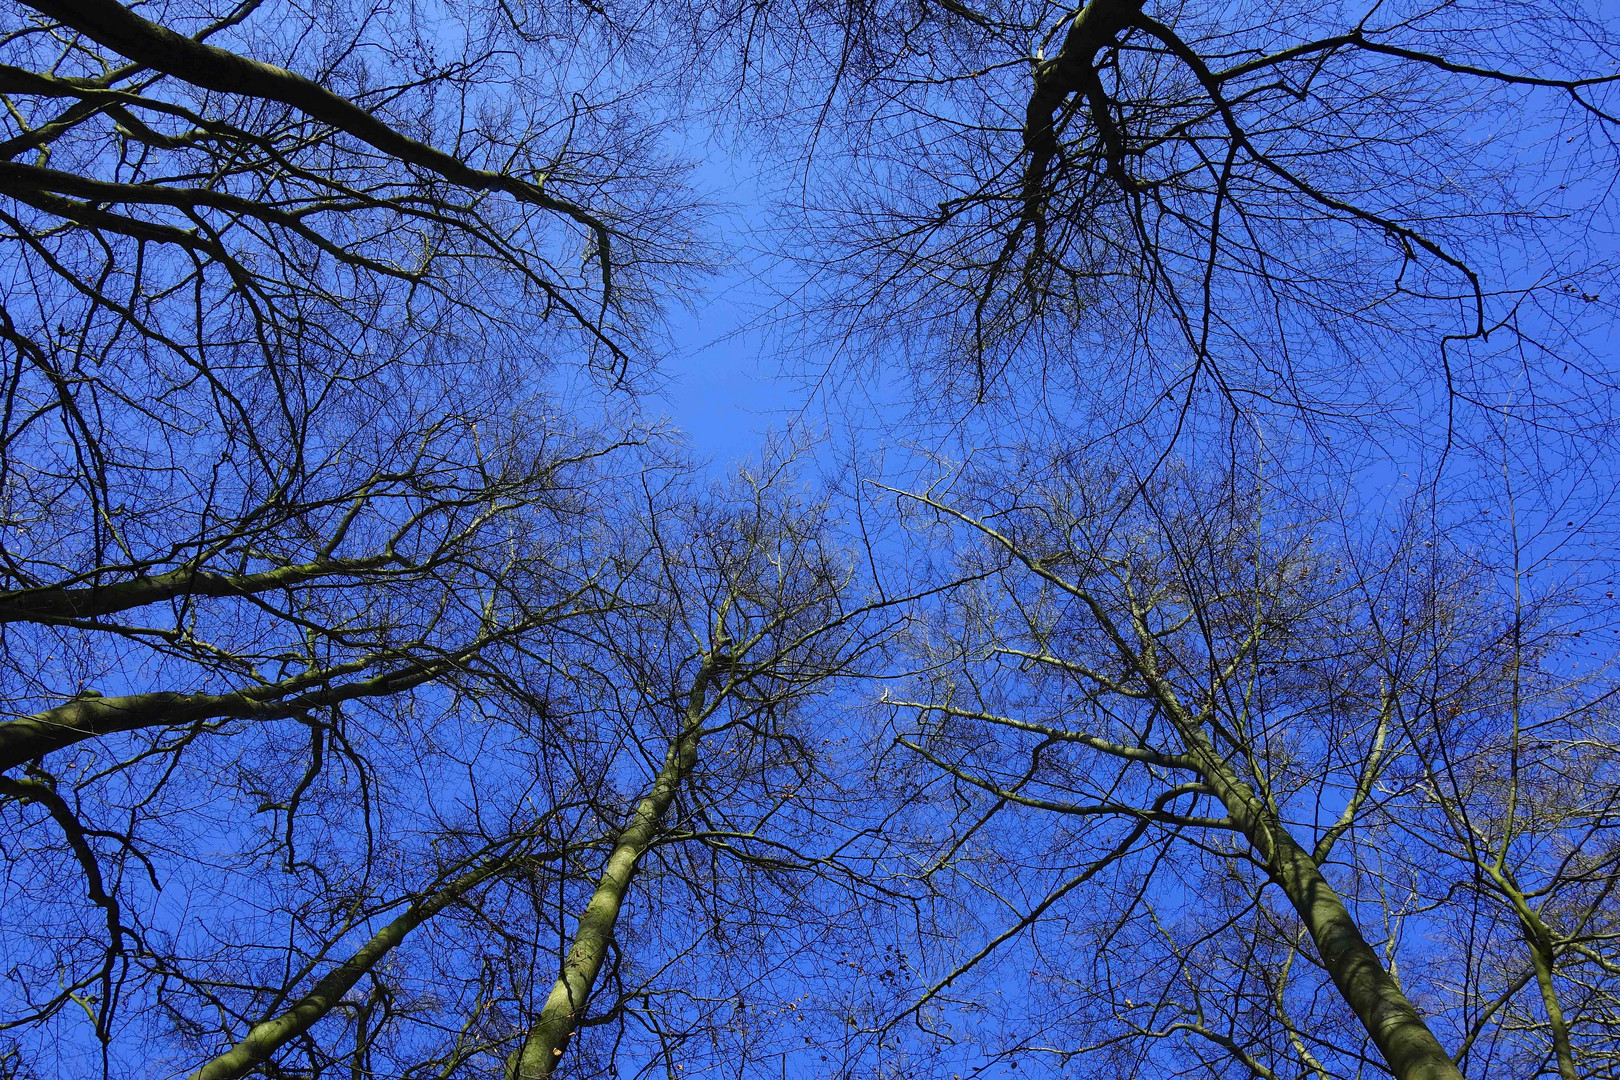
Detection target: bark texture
<box><xmin>505</xmin><ymin>654</ymin><xmax>719</xmax><ymax>1079</ymax></box>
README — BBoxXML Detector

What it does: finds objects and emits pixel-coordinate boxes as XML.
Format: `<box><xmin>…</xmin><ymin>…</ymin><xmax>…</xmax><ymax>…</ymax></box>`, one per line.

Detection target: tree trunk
<box><xmin>190</xmin><ymin>858</ymin><xmax>509</xmax><ymax>1080</ymax></box>
<box><xmin>1185</xmin><ymin>729</ymin><xmax>1463</xmax><ymax>1080</ymax></box>
<box><xmin>505</xmin><ymin>656</ymin><xmax>717</xmax><ymax>1079</ymax></box>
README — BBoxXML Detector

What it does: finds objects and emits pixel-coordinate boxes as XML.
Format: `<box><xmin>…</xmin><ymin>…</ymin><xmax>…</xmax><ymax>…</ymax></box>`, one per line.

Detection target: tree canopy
<box><xmin>0</xmin><ymin>1</ymin><xmax>1616</xmax><ymax>1079</ymax></box>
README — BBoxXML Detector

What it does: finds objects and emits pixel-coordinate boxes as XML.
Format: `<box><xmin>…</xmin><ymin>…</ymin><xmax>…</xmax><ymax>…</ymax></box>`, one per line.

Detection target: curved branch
<box><xmin>17</xmin><ymin>0</ymin><xmax>616</xmax><ymax>298</ymax></box>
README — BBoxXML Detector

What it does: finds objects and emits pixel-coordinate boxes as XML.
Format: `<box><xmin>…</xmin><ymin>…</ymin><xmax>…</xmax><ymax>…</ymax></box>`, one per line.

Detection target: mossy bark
<box><xmin>505</xmin><ymin>657</ymin><xmax>718</xmax><ymax>1080</ymax></box>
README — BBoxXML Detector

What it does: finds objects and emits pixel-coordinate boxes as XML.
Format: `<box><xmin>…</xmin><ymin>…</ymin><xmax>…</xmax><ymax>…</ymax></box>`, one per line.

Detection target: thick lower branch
<box><xmin>18</xmin><ymin>0</ymin><xmax>614</xmax><ymax>289</ymax></box>
<box><xmin>0</xmin><ymin>655</ymin><xmax>453</xmax><ymax>771</ymax></box>
<box><xmin>1019</xmin><ymin>0</ymin><xmax>1145</xmax><ymax>214</ymax></box>
<box><xmin>0</xmin><ymin>554</ymin><xmax>391</xmax><ymax>625</ymax></box>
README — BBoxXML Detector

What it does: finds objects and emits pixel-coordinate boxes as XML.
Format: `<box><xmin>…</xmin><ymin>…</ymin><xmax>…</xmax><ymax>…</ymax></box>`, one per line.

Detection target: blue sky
<box><xmin>4</xmin><ymin>3</ymin><xmax>1620</xmax><ymax>1077</ymax></box>
<box><xmin>652</xmin><ymin>142</ymin><xmax>787</xmax><ymax>468</ymax></box>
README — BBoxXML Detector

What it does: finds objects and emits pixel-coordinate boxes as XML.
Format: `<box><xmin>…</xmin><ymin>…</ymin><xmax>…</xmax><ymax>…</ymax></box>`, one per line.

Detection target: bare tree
<box><xmin>3</xmin><ymin>2</ymin><xmax>1619</xmax><ymax>1080</ymax></box>
<box><xmin>878</xmin><ymin>453</ymin><xmax>1620</xmax><ymax>1080</ymax></box>
<box><xmin>726</xmin><ymin>0</ymin><xmax>1619</xmax><ymax>448</ymax></box>
<box><xmin>0</xmin><ymin>0</ymin><xmax>711</xmax><ymax>778</ymax></box>
<box><xmin>0</xmin><ymin>395</ymin><xmax>652</xmax><ymax>1070</ymax></box>
<box><xmin>501</xmin><ymin>457</ymin><xmax>904</xmax><ymax>1080</ymax></box>
<box><xmin>0</xmin><ymin>0</ymin><xmax>717</xmax><ymax>1074</ymax></box>
<box><xmin>1383</xmin><ymin>565</ymin><xmax>1620</xmax><ymax>1080</ymax></box>
<box><xmin>0</xmin><ymin>426</ymin><xmax>924</xmax><ymax>1079</ymax></box>
<box><xmin>0</xmin><ymin>0</ymin><xmax>708</xmax><ymax>771</ymax></box>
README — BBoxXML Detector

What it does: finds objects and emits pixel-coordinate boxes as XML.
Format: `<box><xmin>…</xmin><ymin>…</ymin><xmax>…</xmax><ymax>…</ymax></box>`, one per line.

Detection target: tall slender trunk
<box><xmin>1120</xmin><ymin>637</ymin><xmax>1462</xmax><ymax>1080</ymax></box>
<box><xmin>1489</xmin><ymin>869</ymin><xmax>1579</xmax><ymax>1080</ymax></box>
<box><xmin>190</xmin><ymin>857</ymin><xmax>510</xmax><ymax>1080</ymax></box>
<box><xmin>1170</xmin><ymin>710</ymin><xmax>1463</xmax><ymax>1080</ymax></box>
<box><xmin>1527</xmin><ymin>933</ymin><xmax>1579</xmax><ymax>1080</ymax></box>
<box><xmin>505</xmin><ymin>657</ymin><xmax>718</xmax><ymax>1080</ymax></box>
